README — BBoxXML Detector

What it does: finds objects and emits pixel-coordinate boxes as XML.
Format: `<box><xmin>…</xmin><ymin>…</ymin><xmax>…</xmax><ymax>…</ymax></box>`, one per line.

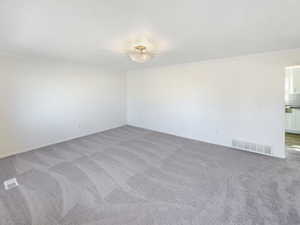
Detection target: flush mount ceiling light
<box><xmin>124</xmin><ymin>34</ymin><xmax>159</xmax><ymax>63</ymax></box>
<box><xmin>128</xmin><ymin>45</ymin><xmax>153</xmax><ymax>63</ymax></box>
<box><xmin>109</xmin><ymin>32</ymin><xmax>169</xmax><ymax>63</ymax></box>
<box><xmin>126</xmin><ymin>36</ymin><xmax>156</xmax><ymax>63</ymax></box>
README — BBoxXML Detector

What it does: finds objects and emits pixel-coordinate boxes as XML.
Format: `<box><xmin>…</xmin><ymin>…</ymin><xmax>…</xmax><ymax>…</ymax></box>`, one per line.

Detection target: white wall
<box><xmin>0</xmin><ymin>54</ymin><xmax>126</xmax><ymax>158</ymax></box>
<box><xmin>127</xmin><ymin>49</ymin><xmax>300</xmax><ymax>158</ymax></box>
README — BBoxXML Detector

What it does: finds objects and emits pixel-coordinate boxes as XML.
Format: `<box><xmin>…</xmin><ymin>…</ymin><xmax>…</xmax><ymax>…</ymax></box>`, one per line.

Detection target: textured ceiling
<box><xmin>1</xmin><ymin>0</ymin><xmax>300</xmax><ymax>70</ymax></box>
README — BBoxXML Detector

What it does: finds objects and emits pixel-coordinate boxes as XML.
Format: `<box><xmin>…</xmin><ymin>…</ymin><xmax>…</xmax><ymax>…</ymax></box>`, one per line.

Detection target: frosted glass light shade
<box><xmin>128</xmin><ymin>51</ymin><xmax>153</xmax><ymax>63</ymax></box>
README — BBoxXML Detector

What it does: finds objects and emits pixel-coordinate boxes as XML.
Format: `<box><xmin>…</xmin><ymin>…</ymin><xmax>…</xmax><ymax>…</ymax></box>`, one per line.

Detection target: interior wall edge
<box><xmin>0</xmin><ymin>123</ymin><xmax>126</xmax><ymax>159</ymax></box>
<box><xmin>127</xmin><ymin>123</ymin><xmax>286</xmax><ymax>159</ymax></box>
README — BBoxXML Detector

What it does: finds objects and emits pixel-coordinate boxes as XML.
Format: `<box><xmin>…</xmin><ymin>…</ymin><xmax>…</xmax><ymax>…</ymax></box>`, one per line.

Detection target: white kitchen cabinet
<box><xmin>293</xmin><ymin>69</ymin><xmax>300</xmax><ymax>93</ymax></box>
<box><xmin>295</xmin><ymin>109</ymin><xmax>300</xmax><ymax>130</ymax></box>
<box><xmin>286</xmin><ymin>109</ymin><xmax>295</xmax><ymax>130</ymax></box>
<box><xmin>286</xmin><ymin>108</ymin><xmax>300</xmax><ymax>133</ymax></box>
<box><xmin>286</xmin><ymin>67</ymin><xmax>300</xmax><ymax>94</ymax></box>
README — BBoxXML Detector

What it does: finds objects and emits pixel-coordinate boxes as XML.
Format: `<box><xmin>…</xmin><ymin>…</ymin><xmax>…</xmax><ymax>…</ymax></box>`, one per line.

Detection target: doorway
<box><xmin>285</xmin><ymin>65</ymin><xmax>300</xmax><ymax>151</ymax></box>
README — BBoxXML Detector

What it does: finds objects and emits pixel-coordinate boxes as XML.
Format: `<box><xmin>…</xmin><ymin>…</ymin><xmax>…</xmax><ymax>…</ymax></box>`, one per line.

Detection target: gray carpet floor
<box><xmin>0</xmin><ymin>125</ymin><xmax>300</xmax><ymax>225</ymax></box>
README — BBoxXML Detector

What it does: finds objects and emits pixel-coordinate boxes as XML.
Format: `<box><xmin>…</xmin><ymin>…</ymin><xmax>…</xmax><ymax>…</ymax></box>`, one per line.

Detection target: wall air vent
<box><xmin>232</xmin><ymin>139</ymin><xmax>272</xmax><ymax>156</ymax></box>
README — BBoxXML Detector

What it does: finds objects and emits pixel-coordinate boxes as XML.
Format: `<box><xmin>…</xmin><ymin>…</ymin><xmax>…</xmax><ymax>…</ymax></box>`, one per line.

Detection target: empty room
<box><xmin>1</xmin><ymin>0</ymin><xmax>300</xmax><ymax>225</ymax></box>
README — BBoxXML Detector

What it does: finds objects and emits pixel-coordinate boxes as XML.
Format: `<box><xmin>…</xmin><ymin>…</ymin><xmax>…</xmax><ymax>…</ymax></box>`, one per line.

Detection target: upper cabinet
<box><xmin>286</xmin><ymin>67</ymin><xmax>300</xmax><ymax>94</ymax></box>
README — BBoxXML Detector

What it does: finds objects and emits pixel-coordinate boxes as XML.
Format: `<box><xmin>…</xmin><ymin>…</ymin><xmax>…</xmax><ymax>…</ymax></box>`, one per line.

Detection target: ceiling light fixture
<box><xmin>128</xmin><ymin>45</ymin><xmax>153</xmax><ymax>63</ymax></box>
<box><xmin>111</xmin><ymin>32</ymin><xmax>168</xmax><ymax>63</ymax></box>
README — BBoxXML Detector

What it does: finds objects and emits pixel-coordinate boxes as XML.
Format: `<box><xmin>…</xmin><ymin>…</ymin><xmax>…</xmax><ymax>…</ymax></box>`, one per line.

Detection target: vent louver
<box><xmin>232</xmin><ymin>139</ymin><xmax>272</xmax><ymax>156</ymax></box>
<box><xmin>4</xmin><ymin>178</ymin><xmax>18</xmax><ymax>190</ymax></box>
